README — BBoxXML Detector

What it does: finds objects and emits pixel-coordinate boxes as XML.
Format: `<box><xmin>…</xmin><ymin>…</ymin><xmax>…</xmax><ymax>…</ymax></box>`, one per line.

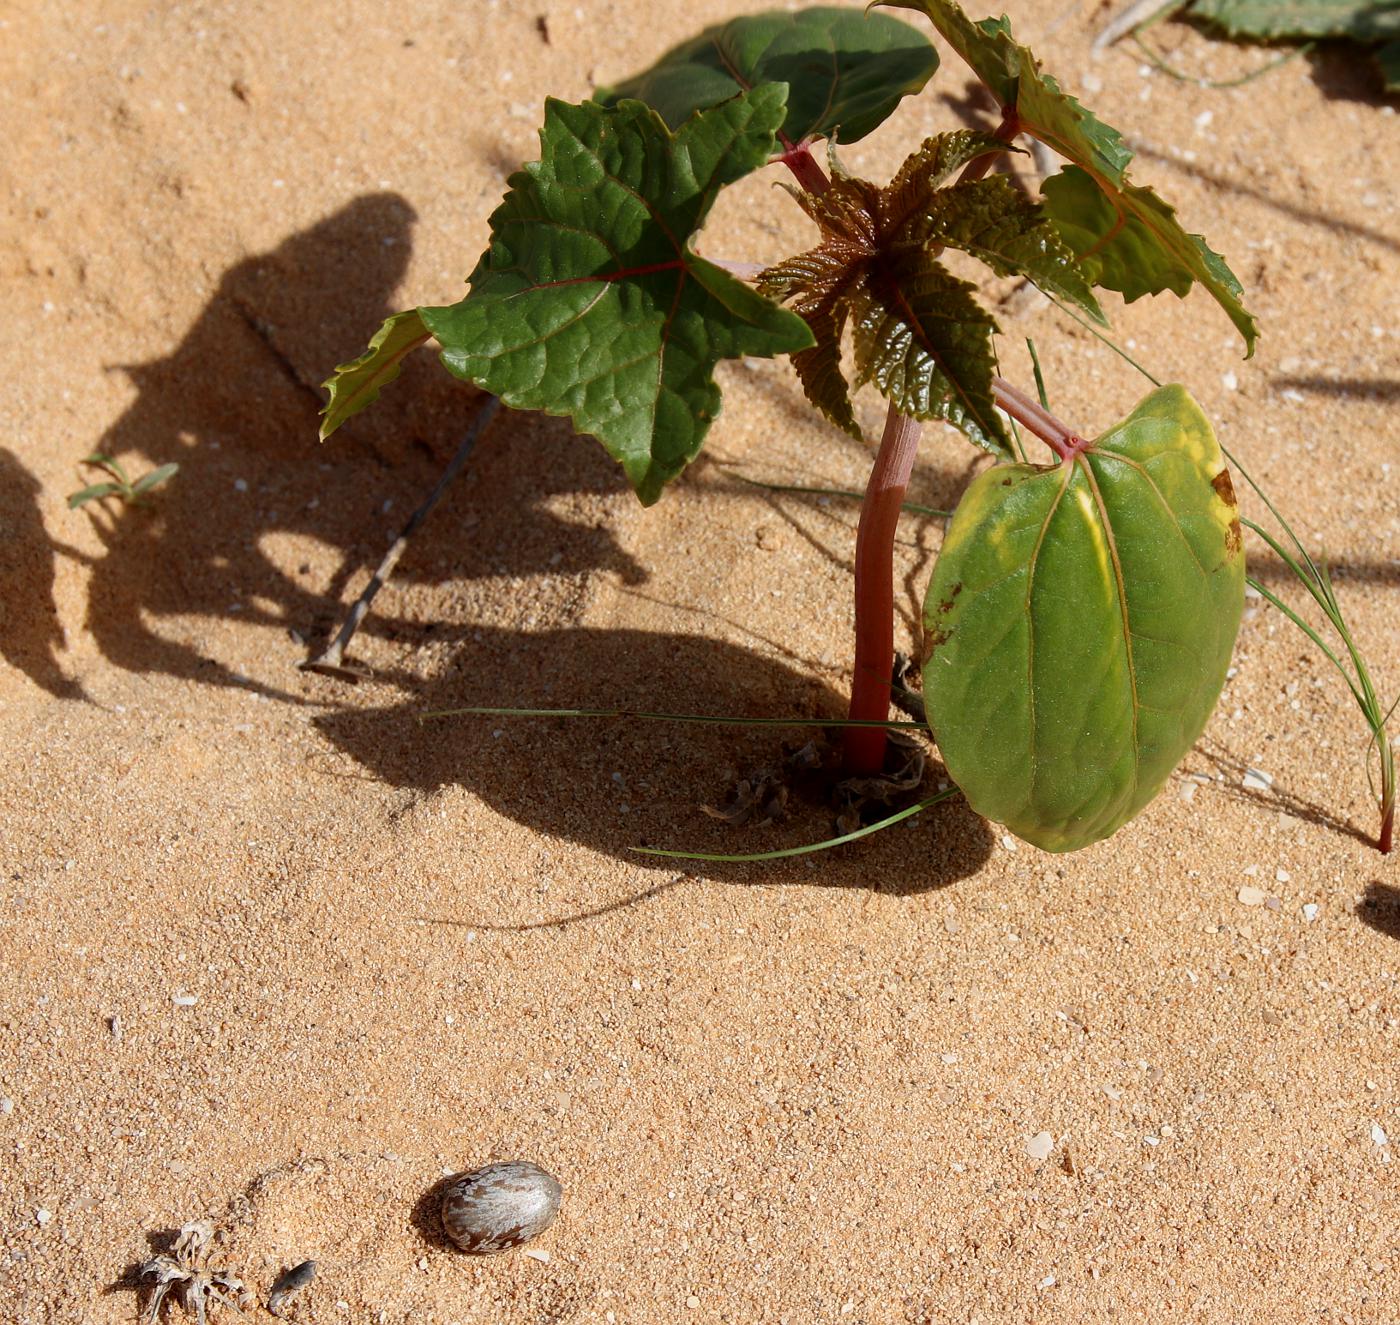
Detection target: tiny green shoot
<box><xmin>68</xmin><ymin>454</ymin><xmax>179</xmax><ymax>510</ymax></box>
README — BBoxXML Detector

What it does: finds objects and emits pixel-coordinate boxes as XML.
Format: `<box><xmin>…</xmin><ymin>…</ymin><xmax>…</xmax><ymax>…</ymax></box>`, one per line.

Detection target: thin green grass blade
<box><xmin>1245</xmin><ymin>576</ymin><xmax>1366</xmax><ymax>709</ymax></box>
<box><xmin>417</xmin><ymin>704</ymin><xmax>926</xmax><ymax>730</ymax></box>
<box><xmin>632</xmin><ymin>787</ymin><xmax>959</xmax><ymax>862</ymax></box>
<box><xmin>734</xmin><ymin>474</ymin><xmax>950</xmax><ymax>518</ymax></box>
<box><xmin>1027</xmin><ymin>337</ymin><xmax>1049</xmax><ymax>409</ymax></box>
<box><xmin>1041</xmin><ymin>293</ymin><xmax>1393</xmax><ymax>851</ymax></box>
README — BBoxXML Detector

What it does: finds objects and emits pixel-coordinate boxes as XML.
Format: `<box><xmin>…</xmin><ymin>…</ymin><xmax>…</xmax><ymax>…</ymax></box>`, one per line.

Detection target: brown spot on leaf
<box><xmin>1211</xmin><ymin>467</ymin><xmax>1238</xmax><ymax>508</ymax></box>
<box><xmin>1225</xmin><ymin>517</ymin><xmax>1243</xmax><ymax>557</ymax></box>
<box><xmin>920</xmin><ymin>626</ymin><xmax>950</xmax><ymax>669</ymax></box>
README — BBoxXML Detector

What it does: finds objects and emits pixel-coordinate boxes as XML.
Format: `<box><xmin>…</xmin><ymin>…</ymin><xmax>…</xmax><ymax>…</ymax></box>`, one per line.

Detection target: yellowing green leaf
<box><xmin>922</xmin><ymin>385</ymin><xmax>1245</xmax><ymax>851</ymax></box>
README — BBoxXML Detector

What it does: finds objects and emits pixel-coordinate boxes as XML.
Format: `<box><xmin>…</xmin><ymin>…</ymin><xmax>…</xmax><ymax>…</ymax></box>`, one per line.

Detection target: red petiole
<box><xmin>775</xmin><ymin>122</ymin><xmax>1071</xmax><ymax>776</ymax></box>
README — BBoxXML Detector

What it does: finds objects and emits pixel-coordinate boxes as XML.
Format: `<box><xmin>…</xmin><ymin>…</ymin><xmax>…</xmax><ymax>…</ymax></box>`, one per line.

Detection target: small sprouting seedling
<box><xmin>68</xmin><ymin>453</ymin><xmax>179</xmax><ymax>510</ymax></box>
<box><xmin>322</xmin><ymin>2</ymin><xmax>1392</xmax><ymax>854</ymax></box>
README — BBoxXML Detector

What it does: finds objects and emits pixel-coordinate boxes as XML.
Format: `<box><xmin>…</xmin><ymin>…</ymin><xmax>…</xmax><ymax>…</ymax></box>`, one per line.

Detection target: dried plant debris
<box><xmin>139</xmin><ymin>1221</ymin><xmax>250</xmax><ymax>1324</ymax></box>
<box><xmin>834</xmin><ymin>732</ymin><xmax>927</xmax><ymax>835</ymax></box>
<box><xmin>702</xmin><ymin>769</ymin><xmax>789</xmax><ymax>828</ymax></box>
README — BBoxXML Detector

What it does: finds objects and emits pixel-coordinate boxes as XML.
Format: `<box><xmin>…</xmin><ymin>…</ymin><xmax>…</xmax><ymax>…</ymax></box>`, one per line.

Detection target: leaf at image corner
<box><xmin>421</xmin><ymin>89</ymin><xmax>813</xmax><ymax>506</ymax></box>
<box><xmin>1378</xmin><ymin>38</ymin><xmax>1400</xmax><ymax>89</ymax></box>
<box><xmin>595</xmin><ymin>6</ymin><xmax>940</xmax><ymax>146</ymax></box>
<box><xmin>1189</xmin><ymin>0</ymin><xmax>1400</xmax><ymax>40</ymax></box>
<box><xmin>877</xmin><ymin>0</ymin><xmax>1259</xmax><ymax>355</ymax></box>
<box><xmin>319</xmin><ymin>309</ymin><xmax>431</xmax><ymax>440</ymax></box>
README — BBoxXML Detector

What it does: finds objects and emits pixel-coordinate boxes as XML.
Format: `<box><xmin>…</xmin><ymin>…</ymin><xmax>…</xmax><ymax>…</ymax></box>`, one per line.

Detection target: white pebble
<box><xmin>1025</xmin><ymin>1131</ymin><xmax>1054</xmax><ymax>1161</ymax></box>
<box><xmin>1301</xmin><ymin>903</ymin><xmax>1319</xmax><ymax>922</ymax></box>
<box><xmin>1000</xmin><ymin>834</ymin><xmax>1017</xmax><ymax>851</ymax></box>
<box><xmin>1371</xmin><ymin>1122</ymin><xmax>1389</xmax><ymax>1147</ymax></box>
<box><xmin>35</xmin><ymin>1208</ymin><xmax>52</xmax><ymax>1226</ymax></box>
<box><xmin>1237</xmin><ymin>885</ymin><xmax>1267</xmax><ymax>907</ymax></box>
<box><xmin>940</xmin><ymin>1053</ymin><xmax>959</xmax><ymax>1065</ymax></box>
<box><xmin>1222</xmin><ymin>370</ymin><xmax>1238</xmax><ymax>391</ymax></box>
<box><xmin>0</xmin><ymin>1097</ymin><xmax>13</xmax><ymax>1114</ymax></box>
<box><xmin>172</xmin><ymin>993</ymin><xmax>198</xmax><ymax>1007</ymax></box>
<box><xmin>233</xmin><ymin>478</ymin><xmax>248</xmax><ymax>492</ymax></box>
<box><xmin>524</xmin><ymin>1247</ymin><xmax>551</xmax><ymax>1264</ymax></box>
<box><xmin>1275</xmin><ymin>868</ymin><xmax>1291</xmax><ymax>883</ymax></box>
<box><xmin>1178</xmin><ymin>781</ymin><xmax>1197</xmax><ymax>804</ymax></box>
<box><xmin>1242</xmin><ymin>768</ymin><xmax>1273</xmax><ymax>791</ymax></box>
<box><xmin>1194</xmin><ymin>110</ymin><xmax>1214</xmax><ymax>129</ymax></box>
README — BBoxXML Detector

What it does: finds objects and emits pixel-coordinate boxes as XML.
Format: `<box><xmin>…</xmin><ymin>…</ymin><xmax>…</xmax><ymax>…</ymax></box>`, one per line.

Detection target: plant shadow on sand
<box><xmin>313</xmin><ymin>623</ymin><xmax>995</xmax><ymax>897</ymax></box>
<box><xmin>56</xmin><ymin>192</ymin><xmax>645</xmax><ymax>702</ymax></box>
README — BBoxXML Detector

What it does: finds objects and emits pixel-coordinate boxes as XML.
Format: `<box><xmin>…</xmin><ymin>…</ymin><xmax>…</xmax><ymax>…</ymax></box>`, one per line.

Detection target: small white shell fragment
<box><xmin>1237</xmin><ymin>885</ymin><xmax>1267</xmax><ymax>907</ymax></box>
<box><xmin>1242</xmin><ymin>768</ymin><xmax>1273</xmax><ymax>791</ymax></box>
<box><xmin>1371</xmin><ymin>1122</ymin><xmax>1389</xmax><ymax>1147</ymax></box>
<box><xmin>1025</xmin><ymin>1131</ymin><xmax>1054</xmax><ymax>1161</ymax></box>
<box><xmin>1275</xmin><ymin>868</ymin><xmax>1291</xmax><ymax>884</ymax></box>
<box><xmin>441</xmin><ymin>1161</ymin><xmax>562</xmax><ymax>1254</ymax></box>
<box><xmin>1301</xmin><ymin>903</ymin><xmax>1319</xmax><ymax>922</ymax></box>
<box><xmin>172</xmin><ymin>994</ymin><xmax>198</xmax><ymax>1007</ymax></box>
<box><xmin>35</xmin><ymin>1208</ymin><xmax>52</xmax><ymax>1226</ymax></box>
<box><xmin>524</xmin><ymin>1248</ymin><xmax>551</xmax><ymax>1264</ymax></box>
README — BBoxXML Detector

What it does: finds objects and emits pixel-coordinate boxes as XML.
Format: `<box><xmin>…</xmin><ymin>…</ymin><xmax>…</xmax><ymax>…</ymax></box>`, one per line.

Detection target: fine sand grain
<box><xmin>1</xmin><ymin>2</ymin><xmax>1397</xmax><ymax>1321</ymax></box>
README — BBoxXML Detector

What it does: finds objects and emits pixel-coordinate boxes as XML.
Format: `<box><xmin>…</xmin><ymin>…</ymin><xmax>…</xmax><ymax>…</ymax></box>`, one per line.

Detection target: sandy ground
<box><xmin>2</xmin><ymin>1</ymin><xmax>1398</xmax><ymax>1321</ymax></box>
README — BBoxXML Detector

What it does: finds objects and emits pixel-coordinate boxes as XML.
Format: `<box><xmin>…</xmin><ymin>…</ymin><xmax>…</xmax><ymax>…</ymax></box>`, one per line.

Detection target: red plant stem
<box><xmin>776</xmin><ymin>131</ymin><xmax>1072</xmax><ymax>775</ymax></box>
<box><xmin>778</xmin><ymin>139</ymin><xmax>832</xmax><ymax>195</ymax></box>
<box><xmin>845</xmin><ymin>403</ymin><xmax>924</xmax><ymax>775</ymax></box>
<box><xmin>1382</xmin><ymin>790</ymin><xmax>1394</xmax><ymax>854</ymax></box>
<box><xmin>991</xmin><ymin>376</ymin><xmax>1085</xmax><ymax>459</ymax></box>
<box><xmin>954</xmin><ymin>109</ymin><xmax>1023</xmax><ymax>187</ymax></box>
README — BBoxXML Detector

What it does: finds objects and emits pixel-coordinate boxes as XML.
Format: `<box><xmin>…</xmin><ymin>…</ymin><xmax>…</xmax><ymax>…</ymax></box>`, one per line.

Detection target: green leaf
<box><xmin>421</xmin><ymin>91</ymin><xmax>813</xmax><ymax>506</ymax></box>
<box><xmin>877</xmin><ymin>0</ymin><xmax>1258</xmax><ymax>355</ymax></box>
<box><xmin>921</xmin><ymin>384</ymin><xmax>1245</xmax><ymax>851</ymax></box>
<box><xmin>1190</xmin><ymin>0</ymin><xmax>1400</xmax><ymax>40</ymax></box>
<box><xmin>594</xmin><ymin>6</ymin><xmax>939</xmax><ymax>146</ymax></box>
<box><xmin>82</xmin><ymin>453</ymin><xmax>131</xmax><ymax>486</ymax></box>
<box><xmin>67</xmin><ymin>482</ymin><xmax>124</xmax><ymax>509</ymax></box>
<box><xmin>319</xmin><ymin>309</ymin><xmax>431</xmax><ymax>441</ymax></box>
<box><xmin>917</xmin><ymin>175</ymin><xmax>1106</xmax><ymax>322</ymax></box>
<box><xmin>850</xmin><ymin>254</ymin><xmax>1011</xmax><ymax>457</ymax></box>
<box><xmin>1378</xmin><ymin>38</ymin><xmax>1400</xmax><ymax>88</ymax></box>
<box><xmin>131</xmin><ymin>463</ymin><xmax>180</xmax><ymax>495</ymax></box>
